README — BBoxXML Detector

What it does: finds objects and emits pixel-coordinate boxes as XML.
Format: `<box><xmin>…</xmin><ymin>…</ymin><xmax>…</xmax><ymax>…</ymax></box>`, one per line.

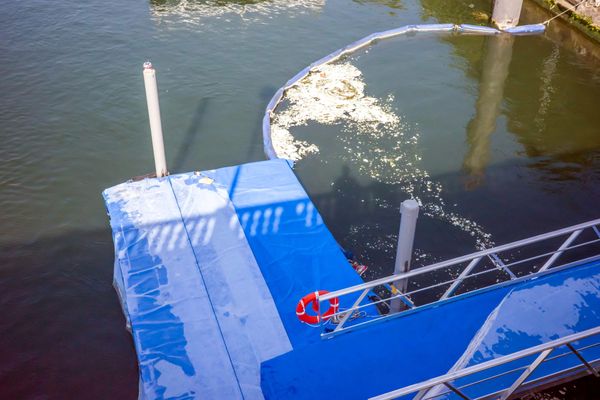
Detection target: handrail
<box><xmin>369</xmin><ymin>326</ymin><xmax>600</xmax><ymax>400</ymax></box>
<box><xmin>316</xmin><ymin>218</ymin><xmax>600</xmax><ymax>336</ymax></box>
<box><xmin>320</xmin><ymin>218</ymin><xmax>600</xmax><ymax>302</ymax></box>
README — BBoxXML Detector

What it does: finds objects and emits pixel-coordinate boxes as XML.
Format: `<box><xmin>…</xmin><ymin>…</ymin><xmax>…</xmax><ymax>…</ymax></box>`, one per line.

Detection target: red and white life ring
<box><xmin>296</xmin><ymin>290</ymin><xmax>339</xmax><ymax>324</ymax></box>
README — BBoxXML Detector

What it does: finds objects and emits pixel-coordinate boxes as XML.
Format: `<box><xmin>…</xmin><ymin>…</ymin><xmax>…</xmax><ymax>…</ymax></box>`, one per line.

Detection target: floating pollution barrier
<box><xmin>262</xmin><ymin>23</ymin><xmax>546</xmax><ymax>160</ymax></box>
<box><xmin>263</xmin><ymin>23</ymin><xmax>545</xmax><ymax>251</ymax></box>
<box><xmin>101</xmin><ymin>22</ymin><xmax>600</xmax><ymax>400</ymax></box>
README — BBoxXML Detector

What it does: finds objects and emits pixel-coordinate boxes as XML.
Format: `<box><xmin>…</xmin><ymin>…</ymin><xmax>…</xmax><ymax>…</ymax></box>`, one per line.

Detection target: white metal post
<box><xmin>492</xmin><ymin>0</ymin><xmax>524</xmax><ymax>30</ymax></box>
<box><xmin>391</xmin><ymin>199</ymin><xmax>419</xmax><ymax>312</ymax></box>
<box><xmin>143</xmin><ymin>61</ymin><xmax>168</xmax><ymax>178</ymax></box>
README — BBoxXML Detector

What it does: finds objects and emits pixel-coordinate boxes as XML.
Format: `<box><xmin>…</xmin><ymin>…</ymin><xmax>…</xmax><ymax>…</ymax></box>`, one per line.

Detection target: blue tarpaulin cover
<box><xmin>103</xmin><ymin>159</ymin><xmax>364</xmax><ymax>399</ymax></box>
<box><xmin>104</xmin><ymin>160</ymin><xmax>597</xmax><ymax>400</ymax></box>
<box><xmin>261</xmin><ymin>260</ymin><xmax>600</xmax><ymax>399</ymax></box>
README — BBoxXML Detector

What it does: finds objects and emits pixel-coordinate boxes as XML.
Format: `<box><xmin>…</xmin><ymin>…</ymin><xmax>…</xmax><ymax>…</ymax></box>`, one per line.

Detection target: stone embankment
<box><xmin>537</xmin><ymin>0</ymin><xmax>600</xmax><ymax>41</ymax></box>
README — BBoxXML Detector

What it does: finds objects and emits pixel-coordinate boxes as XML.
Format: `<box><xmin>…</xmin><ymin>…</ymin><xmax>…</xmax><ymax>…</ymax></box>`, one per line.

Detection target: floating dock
<box><xmin>103</xmin><ymin>159</ymin><xmax>365</xmax><ymax>399</ymax></box>
<box><xmin>103</xmin><ymin>159</ymin><xmax>600</xmax><ymax>400</ymax></box>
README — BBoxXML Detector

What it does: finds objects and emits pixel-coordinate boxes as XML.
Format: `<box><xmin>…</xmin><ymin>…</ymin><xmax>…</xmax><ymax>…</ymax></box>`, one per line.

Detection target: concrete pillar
<box><xmin>492</xmin><ymin>0</ymin><xmax>524</xmax><ymax>29</ymax></box>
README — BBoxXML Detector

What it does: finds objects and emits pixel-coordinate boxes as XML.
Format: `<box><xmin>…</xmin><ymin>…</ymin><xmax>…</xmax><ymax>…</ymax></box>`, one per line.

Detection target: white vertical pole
<box><xmin>492</xmin><ymin>0</ymin><xmax>524</xmax><ymax>30</ymax></box>
<box><xmin>143</xmin><ymin>61</ymin><xmax>168</xmax><ymax>178</ymax></box>
<box><xmin>391</xmin><ymin>199</ymin><xmax>419</xmax><ymax>312</ymax></box>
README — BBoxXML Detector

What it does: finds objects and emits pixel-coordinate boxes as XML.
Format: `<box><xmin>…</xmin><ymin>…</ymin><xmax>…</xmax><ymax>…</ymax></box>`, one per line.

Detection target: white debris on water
<box><xmin>270</xmin><ymin>125</ymin><xmax>319</xmax><ymax>161</ymax></box>
<box><xmin>271</xmin><ymin>62</ymin><xmax>494</xmax><ymax>249</ymax></box>
<box><xmin>272</xmin><ymin>63</ymin><xmax>400</xmax><ymax>161</ymax></box>
<box><xmin>150</xmin><ymin>0</ymin><xmax>325</xmax><ymax>26</ymax></box>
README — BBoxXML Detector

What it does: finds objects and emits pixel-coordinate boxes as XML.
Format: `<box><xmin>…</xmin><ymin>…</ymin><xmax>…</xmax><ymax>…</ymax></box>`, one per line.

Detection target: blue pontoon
<box><xmin>103</xmin><ymin>158</ymin><xmax>600</xmax><ymax>400</ymax></box>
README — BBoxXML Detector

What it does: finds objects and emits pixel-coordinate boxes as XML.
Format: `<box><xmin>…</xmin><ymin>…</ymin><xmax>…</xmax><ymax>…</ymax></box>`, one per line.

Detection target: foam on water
<box><xmin>272</xmin><ymin>62</ymin><xmax>494</xmax><ymax>249</ymax></box>
<box><xmin>272</xmin><ymin>63</ymin><xmax>399</xmax><ymax>160</ymax></box>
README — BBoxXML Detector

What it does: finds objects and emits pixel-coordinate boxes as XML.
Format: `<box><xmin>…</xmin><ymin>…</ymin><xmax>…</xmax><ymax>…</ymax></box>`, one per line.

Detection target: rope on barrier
<box><xmin>543</xmin><ymin>0</ymin><xmax>587</xmax><ymax>25</ymax></box>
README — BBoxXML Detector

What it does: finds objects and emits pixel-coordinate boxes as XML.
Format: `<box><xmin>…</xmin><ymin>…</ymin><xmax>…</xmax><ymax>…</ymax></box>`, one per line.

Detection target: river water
<box><xmin>1</xmin><ymin>0</ymin><xmax>599</xmax><ymax>398</ymax></box>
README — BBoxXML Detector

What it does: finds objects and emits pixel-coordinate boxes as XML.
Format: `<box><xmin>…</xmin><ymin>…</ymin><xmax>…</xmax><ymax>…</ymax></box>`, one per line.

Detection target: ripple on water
<box><xmin>271</xmin><ymin>62</ymin><xmax>494</xmax><ymax>249</ymax></box>
<box><xmin>149</xmin><ymin>0</ymin><xmax>325</xmax><ymax>26</ymax></box>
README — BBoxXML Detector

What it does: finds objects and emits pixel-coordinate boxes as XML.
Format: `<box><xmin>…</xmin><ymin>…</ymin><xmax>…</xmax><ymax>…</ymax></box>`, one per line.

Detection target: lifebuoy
<box><xmin>296</xmin><ymin>290</ymin><xmax>339</xmax><ymax>324</ymax></box>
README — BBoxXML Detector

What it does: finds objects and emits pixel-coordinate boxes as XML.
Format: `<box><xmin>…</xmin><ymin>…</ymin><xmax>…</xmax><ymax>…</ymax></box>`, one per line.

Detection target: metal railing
<box><xmin>369</xmin><ymin>325</ymin><xmax>600</xmax><ymax>400</ymax></box>
<box><xmin>317</xmin><ymin>218</ymin><xmax>600</xmax><ymax>337</ymax></box>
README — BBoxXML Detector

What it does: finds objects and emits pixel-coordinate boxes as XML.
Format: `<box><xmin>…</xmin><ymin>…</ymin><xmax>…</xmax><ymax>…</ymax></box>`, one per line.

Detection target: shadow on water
<box><xmin>170</xmin><ymin>85</ymin><xmax>275</xmax><ymax>174</ymax></box>
<box><xmin>0</xmin><ymin>230</ymin><xmax>138</xmax><ymax>399</ymax></box>
<box><xmin>246</xmin><ymin>86</ymin><xmax>279</xmax><ymax>160</ymax></box>
<box><xmin>308</xmin><ymin>149</ymin><xmax>600</xmax><ymax>279</ymax></box>
<box><xmin>172</xmin><ymin>98</ymin><xmax>210</xmax><ymax>172</ymax></box>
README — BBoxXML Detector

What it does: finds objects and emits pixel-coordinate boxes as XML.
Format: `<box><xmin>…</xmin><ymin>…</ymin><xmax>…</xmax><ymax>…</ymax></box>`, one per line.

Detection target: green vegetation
<box><xmin>568</xmin><ymin>10</ymin><xmax>600</xmax><ymax>35</ymax></box>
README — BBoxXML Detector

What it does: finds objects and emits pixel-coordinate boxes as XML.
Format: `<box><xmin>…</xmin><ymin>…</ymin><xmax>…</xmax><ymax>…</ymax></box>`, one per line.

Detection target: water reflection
<box><xmin>520</xmin><ymin>0</ymin><xmax>600</xmax><ymax>64</ymax></box>
<box><xmin>503</xmin><ymin>35</ymin><xmax>600</xmax><ymax>170</ymax></box>
<box><xmin>533</xmin><ymin>44</ymin><xmax>560</xmax><ymax>135</ymax></box>
<box><xmin>424</xmin><ymin>1</ymin><xmax>600</xmax><ymax>172</ymax></box>
<box><xmin>353</xmin><ymin>0</ymin><xmax>405</xmax><ymax>11</ymax></box>
<box><xmin>420</xmin><ymin>0</ymin><xmax>491</xmax><ymax>24</ymax></box>
<box><xmin>463</xmin><ymin>34</ymin><xmax>514</xmax><ymax>188</ymax></box>
<box><xmin>149</xmin><ymin>0</ymin><xmax>325</xmax><ymax>25</ymax></box>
